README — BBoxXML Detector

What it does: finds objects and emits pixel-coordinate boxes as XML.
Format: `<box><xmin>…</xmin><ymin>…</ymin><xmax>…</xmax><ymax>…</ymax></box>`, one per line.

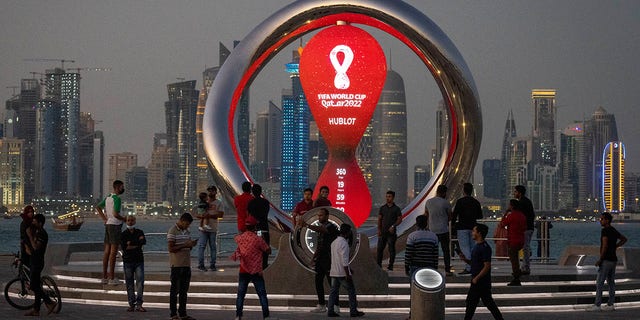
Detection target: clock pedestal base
<box><xmin>264</xmin><ymin>233</ymin><xmax>389</xmax><ymax>294</ymax></box>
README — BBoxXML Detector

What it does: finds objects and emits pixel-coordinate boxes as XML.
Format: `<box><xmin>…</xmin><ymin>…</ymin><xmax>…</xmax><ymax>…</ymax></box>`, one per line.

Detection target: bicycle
<box><xmin>4</xmin><ymin>253</ymin><xmax>62</xmax><ymax>313</ymax></box>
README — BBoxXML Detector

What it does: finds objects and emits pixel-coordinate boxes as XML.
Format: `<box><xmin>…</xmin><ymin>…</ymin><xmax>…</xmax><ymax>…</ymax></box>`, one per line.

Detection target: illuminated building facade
<box><xmin>602</xmin><ymin>141</ymin><xmax>625</xmax><ymax>213</ymax></box>
<box><xmin>0</xmin><ymin>138</ymin><xmax>24</xmax><ymax>211</ymax></box>
<box><xmin>531</xmin><ymin>89</ymin><xmax>557</xmax><ymax>166</ymax></box>
<box><xmin>280</xmin><ymin>49</ymin><xmax>309</xmax><ymax>211</ymax></box>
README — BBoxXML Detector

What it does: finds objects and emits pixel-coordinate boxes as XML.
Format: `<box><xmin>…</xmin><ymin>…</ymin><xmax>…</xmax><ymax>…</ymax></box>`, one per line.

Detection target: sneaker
<box><xmin>197</xmin><ymin>266</ymin><xmax>207</xmax><ymax>272</ymax></box>
<box><xmin>209</xmin><ymin>266</ymin><xmax>217</xmax><ymax>272</ymax></box>
<box><xmin>203</xmin><ymin>225</ymin><xmax>213</xmax><ymax>230</ymax></box>
<box><xmin>127</xmin><ymin>306</ymin><xmax>135</xmax><ymax>312</ymax></box>
<box><xmin>507</xmin><ymin>279</ymin><xmax>521</xmax><ymax>286</ymax></box>
<box><xmin>198</xmin><ymin>226</ymin><xmax>204</xmax><ymax>231</ymax></box>
<box><xmin>602</xmin><ymin>304</ymin><xmax>615</xmax><ymax>311</ymax></box>
<box><xmin>587</xmin><ymin>305</ymin><xmax>601</xmax><ymax>312</ymax></box>
<box><xmin>136</xmin><ymin>305</ymin><xmax>147</xmax><ymax>312</ymax></box>
<box><xmin>327</xmin><ymin>311</ymin><xmax>340</xmax><ymax>317</ymax></box>
<box><xmin>108</xmin><ymin>278</ymin><xmax>121</xmax><ymax>285</ymax></box>
<box><xmin>310</xmin><ymin>304</ymin><xmax>327</xmax><ymax>313</ymax></box>
<box><xmin>458</xmin><ymin>269</ymin><xmax>471</xmax><ymax>275</ymax></box>
<box><xmin>350</xmin><ymin>311</ymin><xmax>365</xmax><ymax>317</ymax></box>
<box><xmin>101</xmin><ymin>278</ymin><xmax>109</xmax><ymax>284</ymax></box>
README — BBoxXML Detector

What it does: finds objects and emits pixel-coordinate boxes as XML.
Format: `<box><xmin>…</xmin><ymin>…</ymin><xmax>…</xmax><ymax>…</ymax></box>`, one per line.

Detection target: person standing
<box><xmin>376</xmin><ymin>190</ymin><xmax>403</xmax><ymax>271</ymax></box>
<box><xmin>300</xmin><ymin>208</ymin><xmax>339</xmax><ymax>313</ymax></box>
<box><xmin>458</xmin><ymin>224</ymin><xmax>504</xmax><ymax>320</ymax></box>
<box><xmin>405</xmin><ymin>215</ymin><xmax>439</xmax><ymax>275</ymax></box>
<box><xmin>498</xmin><ymin>199</ymin><xmax>527</xmax><ymax>286</ymax></box>
<box><xmin>314</xmin><ymin>185</ymin><xmax>332</xmax><ymax>208</ymax></box>
<box><xmin>23</xmin><ymin>214</ymin><xmax>57</xmax><ymax>316</ymax></box>
<box><xmin>424</xmin><ymin>185</ymin><xmax>453</xmax><ymax>276</ymax></box>
<box><xmin>167</xmin><ymin>213</ymin><xmax>198</xmax><ymax>320</ymax></box>
<box><xmin>19</xmin><ymin>205</ymin><xmax>35</xmax><ymax>268</ymax></box>
<box><xmin>514</xmin><ymin>185</ymin><xmax>535</xmax><ymax>275</ymax></box>
<box><xmin>121</xmin><ymin>215</ymin><xmax>146</xmax><ymax>312</ymax></box>
<box><xmin>231</xmin><ymin>219</ymin><xmax>271</xmax><ymax>320</ymax></box>
<box><xmin>234</xmin><ymin>181</ymin><xmax>253</xmax><ymax>233</ymax></box>
<box><xmin>293</xmin><ymin>188</ymin><xmax>314</xmax><ymax>226</ymax></box>
<box><xmin>589</xmin><ymin>212</ymin><xmax>627</xmax><ymax>311</ymax></box>
<box><xmin>404</xmin><ymin>215</ymin><xmax>439</xmax><ymax>320</ymax></box>
<box><xmin>453</xmin><ymin>183</ymin><xmax>484</xmax><ymax>275</ymax></box>
<box><xmin>96</xmin><ymin>180</ymin><xmax>126</xmax><ymax>285</ymax></box>
<box><xmin>327</xmin><ymin>224</ymin><xmax>365</xmax><ymax>318</ymax></box>
<box><xmin>247</xmin><ymin>184</ymin><xmax>271</xmax><ymax>269</ymax></box>
<box><xmin>197</xmin><ymin>186</ymin><xmax>224</xmax><ymax>272</ymax></box>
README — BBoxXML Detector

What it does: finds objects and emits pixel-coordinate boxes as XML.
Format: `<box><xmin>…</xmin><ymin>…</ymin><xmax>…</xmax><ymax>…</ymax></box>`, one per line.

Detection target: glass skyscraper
<box><xmin>280</xmin><ymin>50</ymin><xmax>309</xmax><ymax>211</ymax></box>
<box><xmin>165</xmin><ymin>80</ymin><xmax>199</xmax><ymax>203</ymax></box>
<box><xmin>372</xmin><ymin>69</ymin><xmax>408</xmax><ymax>207</ymax></box>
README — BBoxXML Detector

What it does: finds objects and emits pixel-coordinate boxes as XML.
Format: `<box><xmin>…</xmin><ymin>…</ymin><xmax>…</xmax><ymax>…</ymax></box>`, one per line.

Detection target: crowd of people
<box><xmin>16</xmin><ymin>179</ymin><xmax>628</xmax><ymax>319</ymax></box>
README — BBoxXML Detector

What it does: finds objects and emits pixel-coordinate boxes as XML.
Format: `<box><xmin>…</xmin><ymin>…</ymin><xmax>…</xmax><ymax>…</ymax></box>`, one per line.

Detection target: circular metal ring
<box><xmin>203</xmin><ymin>0</ymin><xmax>482</xmax><ymax>254</ymax></box>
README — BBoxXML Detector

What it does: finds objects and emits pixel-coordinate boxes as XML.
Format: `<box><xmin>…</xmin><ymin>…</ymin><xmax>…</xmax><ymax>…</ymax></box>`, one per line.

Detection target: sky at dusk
<box><xmin>2</xmin><ymin>0</ymin><xmax>639</xmax><ymax>188</ymax></box>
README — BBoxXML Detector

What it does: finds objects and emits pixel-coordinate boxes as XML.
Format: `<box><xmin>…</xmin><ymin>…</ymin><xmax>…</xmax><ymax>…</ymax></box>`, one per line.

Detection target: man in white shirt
<box><xmin>327</xmin><ymin>224</ymin><xmax>365</xmax><ymax>318</ymax></box>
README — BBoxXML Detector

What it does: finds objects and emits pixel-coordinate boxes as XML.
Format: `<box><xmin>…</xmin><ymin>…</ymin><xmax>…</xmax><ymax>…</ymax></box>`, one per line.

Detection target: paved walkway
<box><xmin>2</xmin><ymin>254</ymin><xmax>640</xmax><ymax>319</ymax></box>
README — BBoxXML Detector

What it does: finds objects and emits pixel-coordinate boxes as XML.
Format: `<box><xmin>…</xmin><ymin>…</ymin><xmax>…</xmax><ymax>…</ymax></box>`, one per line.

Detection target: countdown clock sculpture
<box><xmin>203</xmin><ymin>0</ymin><xmax>482</xmax><ymax>269</ymax></box>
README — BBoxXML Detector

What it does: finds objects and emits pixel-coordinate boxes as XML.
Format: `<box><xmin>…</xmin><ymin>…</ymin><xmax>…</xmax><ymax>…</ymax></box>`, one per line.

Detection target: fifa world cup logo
<box><xmin>300</xmin><ymin>24</ymin><xmax>387</xmax><ymax>226</ymax></box>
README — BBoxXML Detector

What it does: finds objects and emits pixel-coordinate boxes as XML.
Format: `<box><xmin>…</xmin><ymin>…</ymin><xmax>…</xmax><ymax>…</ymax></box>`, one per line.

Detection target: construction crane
<box><xmin>23</xmin><ymin>58</ymin><xmax>76</xmax><ymax>69</ymax></box>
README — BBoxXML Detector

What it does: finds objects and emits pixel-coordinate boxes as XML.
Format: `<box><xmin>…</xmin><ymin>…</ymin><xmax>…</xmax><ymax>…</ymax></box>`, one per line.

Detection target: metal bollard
<box><xmin>411</xmin><ymin>268</ymin><xmax>445</xmax><ymax>320</ymax></box>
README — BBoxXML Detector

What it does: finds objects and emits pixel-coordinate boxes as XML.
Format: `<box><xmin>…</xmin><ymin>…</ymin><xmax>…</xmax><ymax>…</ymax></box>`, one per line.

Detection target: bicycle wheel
<box><xmin>41</xmin><ymin>276</ymin><xmax>62</xmax><ymax>313</ymax></box>
<box><xmin>4</xmin><ymin>277</ymin><xmax>34</xmax><ymax>310</ymax></box>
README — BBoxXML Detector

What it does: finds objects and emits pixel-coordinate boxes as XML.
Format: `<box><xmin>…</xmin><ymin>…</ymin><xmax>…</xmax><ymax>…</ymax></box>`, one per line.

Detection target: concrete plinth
<box><xmin>264</xmin><ymin>233</ymin><xmax>388</xmax><ymax>294</ymax></box>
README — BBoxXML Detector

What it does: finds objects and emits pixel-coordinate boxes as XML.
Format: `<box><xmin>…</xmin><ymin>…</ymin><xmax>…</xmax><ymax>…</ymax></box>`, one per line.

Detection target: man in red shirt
<box><xmin>231</xmin><ymin>219</ymin><xmax>271</xmax><ymax>319</ymax></box>
<box><xmin>293</xmin><ymin>188</ymin><xmax>314</xmax><ymax>226</ymax></box>
<box><xmin>234</xmin><ymin>182</ymin><xmax>253</xmax><ymax>233</ymax></box>
<box><xmin>498</xmin><ymin>199</ymin><xmax>526</xmax><ymax>286</ymax></box>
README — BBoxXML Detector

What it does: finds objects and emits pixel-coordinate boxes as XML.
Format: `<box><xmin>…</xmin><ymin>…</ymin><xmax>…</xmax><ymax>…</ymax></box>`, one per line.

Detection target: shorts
<box><xmin>104</xmin><ymin>224</ymin><xmax>122</xmax><ymax>244</ymax></box>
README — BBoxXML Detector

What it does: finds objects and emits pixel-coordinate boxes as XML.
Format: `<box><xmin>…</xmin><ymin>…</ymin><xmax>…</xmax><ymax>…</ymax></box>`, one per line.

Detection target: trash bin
<box><xmin>411</xmin><ymin>268</ymin><xmax>445</xmax><ymax>320</ymax></box>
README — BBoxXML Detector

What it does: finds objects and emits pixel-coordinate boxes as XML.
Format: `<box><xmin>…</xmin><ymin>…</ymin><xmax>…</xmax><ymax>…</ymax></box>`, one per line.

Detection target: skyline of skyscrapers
<box><xmin>0</xmin><ymin>51</ymin><xmax>636</xmax><ymax>216</ymax></box>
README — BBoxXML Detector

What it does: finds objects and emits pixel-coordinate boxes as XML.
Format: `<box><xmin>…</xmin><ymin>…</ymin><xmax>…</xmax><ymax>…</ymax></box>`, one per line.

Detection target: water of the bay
<box><xmin>0</xmin><ymin>217</ymin><xmax>638</xmax><ymax>260</ymax></box>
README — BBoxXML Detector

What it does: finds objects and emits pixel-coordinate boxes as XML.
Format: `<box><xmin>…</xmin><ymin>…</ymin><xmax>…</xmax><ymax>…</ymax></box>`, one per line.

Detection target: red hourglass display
<box><xmin>300</xmin><ymin>24</ymin><xmax>387</xmax><ymax>227</ymax></box>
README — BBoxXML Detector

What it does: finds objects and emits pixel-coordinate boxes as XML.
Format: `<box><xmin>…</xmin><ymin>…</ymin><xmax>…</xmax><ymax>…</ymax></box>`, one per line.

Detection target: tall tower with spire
<box><xmin>500</xmin><ymin>110</ymin><xmax>517</xmax><ymax>201</ymax></box>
